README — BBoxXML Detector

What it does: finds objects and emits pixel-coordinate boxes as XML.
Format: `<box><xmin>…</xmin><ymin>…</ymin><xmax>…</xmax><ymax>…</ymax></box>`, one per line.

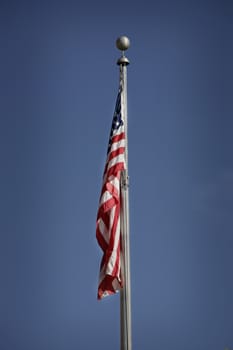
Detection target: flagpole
<box><xmin>116</xmin><ymin>36</ymin><xmax>132</xmax><ymax>350</ymax></box>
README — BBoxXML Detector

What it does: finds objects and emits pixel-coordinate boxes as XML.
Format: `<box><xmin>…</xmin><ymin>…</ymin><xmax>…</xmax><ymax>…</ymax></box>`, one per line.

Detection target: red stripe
<box><xmin>107</xmin><ymin>147</ymin><xmax>125</xmax><ymax>163</ymax></box>
<box><xmin>97</xmin><ymin>274</ymin><xmax>122</xmax><ymax>299</ymax></box>
<box><xmin>112</xmin><ymin>239</ymin><xmax>121</xmax><ymax>277</ymax></box>
<box><xmin>97</xmin><ymin>198</ymin><xmax>116</xmax><ymax>220</ymax></box>
<box><xmin>108</xmin><ymin>204</ymin><xmax>120</xmax><ymax>277</ymax></box>
<box><xmin>111</xmin><ymin>132</ymin><xmax>125</xmax><ymax>144</ymax></box>
<box><xmin>108</xmin><ymin>201</ymin><xmax>119</xmax><ymax>248</ymax></box>
<box><xmin>103</xmin><ymin>150</ymin><xmax>125</xmax><ymax>178</ymax></box>
<box><xmin>100</xmin><ymin>180</ymin><xmax>120</xmax><ymax>201</ymax></box>
<box><xmin>105</xmin><ymin>163</ymin><xmax>125</xmax><ymax>180</ymax></box>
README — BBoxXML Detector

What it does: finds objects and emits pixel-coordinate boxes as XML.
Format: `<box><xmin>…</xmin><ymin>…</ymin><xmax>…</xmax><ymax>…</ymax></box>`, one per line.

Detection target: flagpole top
<box><xmin>116</xmin><ymin>36</ymin><xmax>130</xmax><ymax>66</ymax></box>
<box><xmin>116</xmin><ymin>36</ymin><xmax>130</xmax><ymax>51</ymax></box>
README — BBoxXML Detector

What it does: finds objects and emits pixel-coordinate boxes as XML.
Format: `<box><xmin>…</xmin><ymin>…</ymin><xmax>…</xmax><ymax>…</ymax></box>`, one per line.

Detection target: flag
<box><xmin>96</xmin><ymin>86</ymin><xmax>126</xmax><ymax>300</ymax></box>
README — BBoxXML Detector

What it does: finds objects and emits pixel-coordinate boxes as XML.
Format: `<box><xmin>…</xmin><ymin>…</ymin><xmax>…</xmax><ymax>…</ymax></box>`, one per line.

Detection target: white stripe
<box><xmin>99</xmin><ymin>177</ymin><xmax>120</xmax><ymax>207</ymax></box>
<box><xmin>106</xmin><ymin>209</ymin><xmax>121</xmax><ymax>276</ymax></box>
<box><xmin>105</xmin><ymin>139</ymin><xmax>125</xmax><ymax>166</ymax></box>
<box><xmin>110</xmin><ymin>138</ymin><xmax>125</xmax><ymax>152</ymax></box>
<box><xmin>105</xmin><ymin>140</ymin><xmax>125</xmax><ymax>165</ymax></box>
<box><xmin>97</xmin><ymin>218</ymin><xmax>109</xmax><ymax>244</ymax></box>
<box><xmin>109</xmin><ymin>176</ymin><xmax>120</xmax><ymax>190</ymax></box>
<box><xmin>99</xmin><ymin>190</ymin><xmax>112</xmax><ymax>207</ymax></box>
<box><xmin>106</xmin><ymin>154</ymin><xmax>125</xmax><ymax>173</ymax></box>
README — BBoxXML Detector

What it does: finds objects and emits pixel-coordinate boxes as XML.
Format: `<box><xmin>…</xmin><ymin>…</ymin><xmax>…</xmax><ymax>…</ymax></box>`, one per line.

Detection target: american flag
<box><xmin>96</xmin><ymin>87</ymin><xmax>126</xmax><ymax>299</ymax></box>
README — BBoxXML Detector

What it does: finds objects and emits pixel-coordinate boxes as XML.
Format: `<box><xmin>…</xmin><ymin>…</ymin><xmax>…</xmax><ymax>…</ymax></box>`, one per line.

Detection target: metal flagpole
<box><xmin>116</xmin><ymin>36</ymin><xmax>132</xmax><ymax>350</ymax></box>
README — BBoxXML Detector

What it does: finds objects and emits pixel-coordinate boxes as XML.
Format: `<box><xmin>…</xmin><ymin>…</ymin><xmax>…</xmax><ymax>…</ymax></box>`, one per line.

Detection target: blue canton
<box><xmin>107</xmin><ymin>91</ymin><xmax>123</xmax><ymax>154</ymax></box>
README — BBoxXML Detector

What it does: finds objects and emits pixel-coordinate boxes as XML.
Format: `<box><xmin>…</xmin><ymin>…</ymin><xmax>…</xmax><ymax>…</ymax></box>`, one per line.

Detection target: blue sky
<box><xmin>1</xmin><ymin>0</ymin><xmax>233</xmax><ymax>349</ymax></box>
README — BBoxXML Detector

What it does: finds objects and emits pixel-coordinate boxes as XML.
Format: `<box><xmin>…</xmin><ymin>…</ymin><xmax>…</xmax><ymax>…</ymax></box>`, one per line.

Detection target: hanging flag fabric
<box><xmin>96</xmin><ymin>86</ymin><xmax>126</xmax><ymax>300</ymax></box>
